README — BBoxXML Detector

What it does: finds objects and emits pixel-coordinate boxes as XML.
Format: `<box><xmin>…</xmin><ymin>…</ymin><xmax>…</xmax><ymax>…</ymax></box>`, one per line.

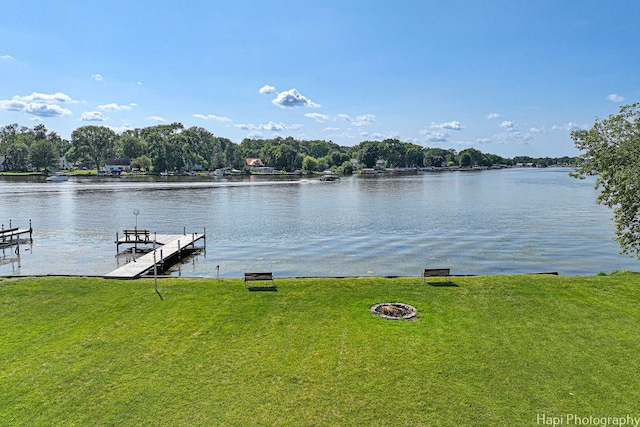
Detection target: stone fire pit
<box><xmin>370</xmin><ymin>302</ymin><xmax>417</xmax><ymax>320</ymax></box>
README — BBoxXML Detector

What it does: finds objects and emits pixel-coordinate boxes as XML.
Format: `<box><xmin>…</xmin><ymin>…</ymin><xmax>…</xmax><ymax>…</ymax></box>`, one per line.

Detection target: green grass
<box><xmin>1</xmin><ymin>274</ymin><xmax>639</xmax><ymax>426</ymax></box>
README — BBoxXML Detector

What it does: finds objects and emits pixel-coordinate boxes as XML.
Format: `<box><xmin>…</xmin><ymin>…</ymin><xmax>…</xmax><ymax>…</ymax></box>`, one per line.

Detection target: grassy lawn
<box><xmin>1</xmin><ymin>274</ymin><xmax>639</xmax><ymax>426</ymax></box>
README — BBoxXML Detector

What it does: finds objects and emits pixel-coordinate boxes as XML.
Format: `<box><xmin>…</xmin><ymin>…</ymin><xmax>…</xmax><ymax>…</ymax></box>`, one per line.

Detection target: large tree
<box><xmin>29</xmin><ymin>139</ymin><xmax>59</xmax><ymax>171</ymax></box>
<box><xmin>571</xmin><ymin>102</ymin><xmax>640</xmax><ymax>258</ymax></box>
<box><xmin>71</xmin><ymin>126</ymin><xmax>117</xmax><ymax>171</ymax></box>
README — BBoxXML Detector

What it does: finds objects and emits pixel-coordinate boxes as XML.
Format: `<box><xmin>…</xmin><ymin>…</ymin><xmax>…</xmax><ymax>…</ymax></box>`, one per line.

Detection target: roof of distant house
<box><xmin>245</xmin><ymin>158</ymin><xmax>264</xmax><ymax>167</ymax></box>
<box><xmin>106</xmin><ymin>158</ymin><xmax>131</xmax><ymax>166</ymax></box>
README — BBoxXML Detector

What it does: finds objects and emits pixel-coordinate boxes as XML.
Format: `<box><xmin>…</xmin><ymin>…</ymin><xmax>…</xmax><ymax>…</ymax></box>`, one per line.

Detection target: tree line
<box><xmin>0</xmin><ymin>122</ymin><xmax>578</xmax><ymax>174</ymax></box>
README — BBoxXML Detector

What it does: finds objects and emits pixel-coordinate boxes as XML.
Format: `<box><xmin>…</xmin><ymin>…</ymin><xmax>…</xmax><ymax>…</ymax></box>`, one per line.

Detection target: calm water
<box><xmin>1</xmin><ymin>168</ymin><xmax>637</xmax><ymax>277</ymax></box>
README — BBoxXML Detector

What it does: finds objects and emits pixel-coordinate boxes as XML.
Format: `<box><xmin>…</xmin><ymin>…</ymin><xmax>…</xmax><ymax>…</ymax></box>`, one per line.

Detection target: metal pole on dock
<box><xmin>153</xmin><ymin>249</ymin><xmax>163</xmax><ymax>300</ymax></box>
<box><xmin>178</xmin><ymin>240</ymin><xmax>181</xmax><ymax>260</ymax></box>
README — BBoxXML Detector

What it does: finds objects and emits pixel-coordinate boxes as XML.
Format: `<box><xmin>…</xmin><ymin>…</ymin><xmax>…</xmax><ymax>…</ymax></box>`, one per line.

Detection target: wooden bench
<box><xmin>244</xmin><ymin>272</ymin><xmax>275</xmax><ymax>289</ymax></box>
<box><xmin>123</xmin><ymin>229</ymin><xmax>150</xmax><ymax>242</ymax></box>
<box><xmin>422</xmin><ymin>268</ymin><xmax>451</xmax><ymax>283</ymax></box>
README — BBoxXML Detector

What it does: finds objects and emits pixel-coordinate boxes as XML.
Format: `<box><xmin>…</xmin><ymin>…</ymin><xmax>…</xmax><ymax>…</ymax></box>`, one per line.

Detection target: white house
<box><xmin>105</xmin><ymin>158</ymin><xmax>131</xmax><ymax>173</ymax></box>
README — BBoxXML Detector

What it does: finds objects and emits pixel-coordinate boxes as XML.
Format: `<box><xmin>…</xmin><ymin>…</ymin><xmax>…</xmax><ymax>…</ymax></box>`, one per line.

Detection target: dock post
<box><xmin>115</xmin><ymin>231</ymin><xmax>119</xmax><ymax>253</ymax></box>
<box><xmin>28</xmin><ymin>220</ymin><xmax>32</xmax><ymax>242</ymax></box>
<box><xmin>203</xmin><ymin>227</ymin><xmax>206</xmax><ymax>249</ymax></box>
<box><xmin>178</xmin><ymin>240</ymin><xmax>181</xmax><ymax>260</ymax></box>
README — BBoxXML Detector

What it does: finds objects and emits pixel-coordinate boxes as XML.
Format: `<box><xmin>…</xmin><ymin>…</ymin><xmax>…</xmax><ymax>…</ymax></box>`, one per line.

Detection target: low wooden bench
<box><xmin>244</xmin><ymin>272</ymin><xmax>275</xmax><ymax>289</ymax></box>
<box><xmin>422</xmin><ymin>268</ymin><xmax>451</xmax><ymax>283</ymax></box>
<box><xmin>123</xmin><ymin>229</ymin><xmax>150</xmax><ymax>242</ymax></box>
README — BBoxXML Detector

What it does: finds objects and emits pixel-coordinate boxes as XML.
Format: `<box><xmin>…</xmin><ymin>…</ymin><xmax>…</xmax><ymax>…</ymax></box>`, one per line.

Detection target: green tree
<box><xmin>458</xmin><ymin>152</ymin><xmax>472</xmax><ymax>167</ymax></box>
<box><xmin>458</xmin><ymin>148</ymin><xmax>487</xmax><ymax>167</ymax></box>
<box><xmin>571</xmin><ymin>102</ymin><xmax>640</xmax><ymax>258</ymax></box>
<box><xmin>0</xmin><ymin>123</ymin><xmax>20</xmax><ymax>156</ymax></box>
<box><xmin>340</xmin><ymin>160</ymin><xmax>354</xmax><ymax>175</ymax></box>
<box><xmin>119</xmin><ymin>136</ymin><xmax>146</xmax><ymax>159</ymax></box>
<box><xmin>71</xmin><ymin>126</ymin><xmax>117</xmax><ymax>171</ymax></box>
<box><xmin>302</xmin><ymin>155</ymin><xmax>318</xmax><ymax>174</ymax></box>
<box><xmin>7</xmin><ymin>142</ymin><xmax>29</xmax><ymax>171</ymax></box>
<box><xmin>358</xmin><ymin>141</ymin><xmax>380</xmax><ymax>168</ymax></box>
<box><xmin>131</xmin><ymin>155</ymin><xmax>152</xmax><ymax>171</ymax></box>
<box><xmin>29</xmin><ymin>139</ymin><xmax>59</xmax><ymax>171</ymax></box>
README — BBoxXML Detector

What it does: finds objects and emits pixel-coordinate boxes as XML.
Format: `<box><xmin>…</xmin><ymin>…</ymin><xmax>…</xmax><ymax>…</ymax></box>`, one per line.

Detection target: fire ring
<box><xmin>370</xmin><ymin>302</ymin><xmax>417</xmax><ymax>320</ymax></box>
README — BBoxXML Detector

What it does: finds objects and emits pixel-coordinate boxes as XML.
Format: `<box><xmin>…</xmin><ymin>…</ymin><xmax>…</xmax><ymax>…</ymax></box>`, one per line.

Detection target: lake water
<box><xmin>1</xmin><ymin>168</ymin><xmax>637</xmax><ymax>277</ymax></box>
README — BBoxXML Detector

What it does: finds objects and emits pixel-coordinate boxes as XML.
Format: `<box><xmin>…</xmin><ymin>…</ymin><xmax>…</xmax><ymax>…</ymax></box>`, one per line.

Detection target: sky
<box><xmin>1</xmin><ymin>1</ymin><xmax>639</xmax><ymax>158</ymax></box>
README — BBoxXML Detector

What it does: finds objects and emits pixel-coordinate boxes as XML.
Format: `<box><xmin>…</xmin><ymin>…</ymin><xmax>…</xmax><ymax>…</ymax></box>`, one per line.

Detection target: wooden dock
<box><xmin>105</xmin><ymin>232</ymin><xmax>205</xmax><ymax>279</ymax></box>
<box><xmin>1</xmin><ymin>220</ymin><xmax>33</xmax><ymax>254</ymax></box>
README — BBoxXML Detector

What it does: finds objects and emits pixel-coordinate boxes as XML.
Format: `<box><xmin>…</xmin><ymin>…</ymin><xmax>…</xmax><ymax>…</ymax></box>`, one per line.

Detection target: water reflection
<box><xmin>0</xmin><ymin>168</ymin><xmax>635</xmax><ymax>277</ymax></box>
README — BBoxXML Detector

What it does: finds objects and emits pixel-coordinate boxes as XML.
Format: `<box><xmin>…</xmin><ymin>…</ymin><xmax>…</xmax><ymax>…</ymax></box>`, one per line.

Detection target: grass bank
<box><xmin>1</xmin><ymin>274</ymin><xmax>639</xmax><ymax>426</ymax></box>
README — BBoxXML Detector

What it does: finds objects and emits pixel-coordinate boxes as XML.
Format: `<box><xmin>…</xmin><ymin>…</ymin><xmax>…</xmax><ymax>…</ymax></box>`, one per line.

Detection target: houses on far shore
<box><xmin>0</xmin><ymin>156</ymin><xmax>9</xmax><ymax>172</ymax></box>
<box><xmin>104</xmin><ymin>158</ymin><xmax>131</xmax><ymax>174</ymax></box>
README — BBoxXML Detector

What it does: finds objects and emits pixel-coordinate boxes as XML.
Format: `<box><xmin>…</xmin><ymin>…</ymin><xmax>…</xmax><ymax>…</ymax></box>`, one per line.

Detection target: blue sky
<box><xmin>1</xmin><ymin>1</ymin><xmax>638</xmax><ymax>157</ymax></box>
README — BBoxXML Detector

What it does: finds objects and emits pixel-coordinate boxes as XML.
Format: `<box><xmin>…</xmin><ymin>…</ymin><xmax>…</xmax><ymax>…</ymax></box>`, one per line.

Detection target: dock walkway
<box><xmin>105</xmin><ymin>232</ymin><xmax>205</xmax><ymax>279</ymax></box>
<box><xmin>1</xmin><ymin>220</ymin><xmax>33</xmax><ymax>253</ymax></box>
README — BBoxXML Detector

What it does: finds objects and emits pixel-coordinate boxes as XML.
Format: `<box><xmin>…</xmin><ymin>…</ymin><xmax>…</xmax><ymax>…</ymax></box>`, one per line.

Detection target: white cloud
<box><xmin>97</xmin><ymin>103</ymin><xmax>134</xmax><ymax>112</ymax></box>
<box><xmin>246</xmin><ymin>131</ymin><xmax>265</xmax><ymax>139</ymax></box>
<box><xmin>486</xmin><ymin>113</ymin><xmax>500</xmax><ymax>120</ymax></box>
<box><xmin>259</xmin><ymin>121</ymin><xmax>302</xmax><ymax>131</ymax></box>
<box><xmin>431</xmin><ymin>121</ymin><xmax>463</xmax><ymax>130</ymax></box>
<box><xmin>91</xmin><ymin>74</ymin><xmax>103</xmax><ymax>81</ymax></box>
<box><xmin>419</xmin><ymin>130</ymin><xmax>449</xmax><ymax>142</ymax></box>
<box><xmin>1</xmin><ymin>55</ymin><xmax>14</xmax><ymax>60</ymax></box>
<box><xmin>0</xmin><ymin>92</ymin><xmax>75</xmax><ymax>117</ymax></box>
<box><xmin>193</xmin><ymin>114</ymin><xmax>232</xmax><ymax>122</ymax></box>
<box><xmin>136</xmin><ymin>82</ymin><xmax>143</xmax><ymax>86</ymax></box>
<box><xmin>339</xmin><ymin>113</ymin><xmax>376</xmax><ymax>126</ymax></box>
<box><xmin>305</xmin><ymin>113</ymin><xmax>330</xmax><ymax>122</ymax></box>
<box><xmin>499</xmin><ymin>120</ymin><xmax>515</xmax><ymax>129</ymax></box>
<box><xmin>260</xmin><ymin>122</ymin><xmax>285</xmax><ymax>131</ymax></box>
<box><xmin>26</xmin><ymin>103</ymin><xmax>73</xmax><ymax>117</ymax></box>
<box><xmin>272</xmin><ymin>88</ymin><xmax>320</xmax><ymax>108</ymax></box>
<box><xmin>324</xmin><ymin>127</ymin><xmax>340</xmax><ymax>131</ymax></box>
<box><xmin>146</xmin><ymin>116</ymin><xmax>165</xmax><ymax>122</ymax></box>
<box><xmin>235</xmin><ymin>121</ymin><xmax>301</xmax><ymax>131</ymax></box>
<box><xmin>107</xmin><ymin>124</ymin><xmax>134</xmax><ymax>134</ymax></box>
<box><xmin>17</xmin><ymin>92</ymin><xmax>76</xmax><ymax>104</ymax></box>
<box><xmin>353</xmin><ymin>114</ymin><xmax>376</xmax><ymax>127</ymax></box>
<box><xmin>81</xmin><ymin>111</ymin><xmax>107</xmax><ymax>121</ymax></box>
<box><xmin>492</xmin><ymin>130</ymin><xmax>534</xmax><ymax>145</ymax></box>
<box><xmin>552</xmin><ymin>122</ymin><xmax>582</xmax><ymax>132</ymax></box>
<box><xmin>476</xmin><ymin>138</ymin><xmax>492</xmax><ymax>144</ymax></box>
<box><xmin>607</xmin><ymin>94</ymin><xmax>625</xmax><ymax>102</ymax></box>
<box><xmin>259</xmin><ymin>85</ymin><xmax>276</xmax><ymax>95</ymax></box>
